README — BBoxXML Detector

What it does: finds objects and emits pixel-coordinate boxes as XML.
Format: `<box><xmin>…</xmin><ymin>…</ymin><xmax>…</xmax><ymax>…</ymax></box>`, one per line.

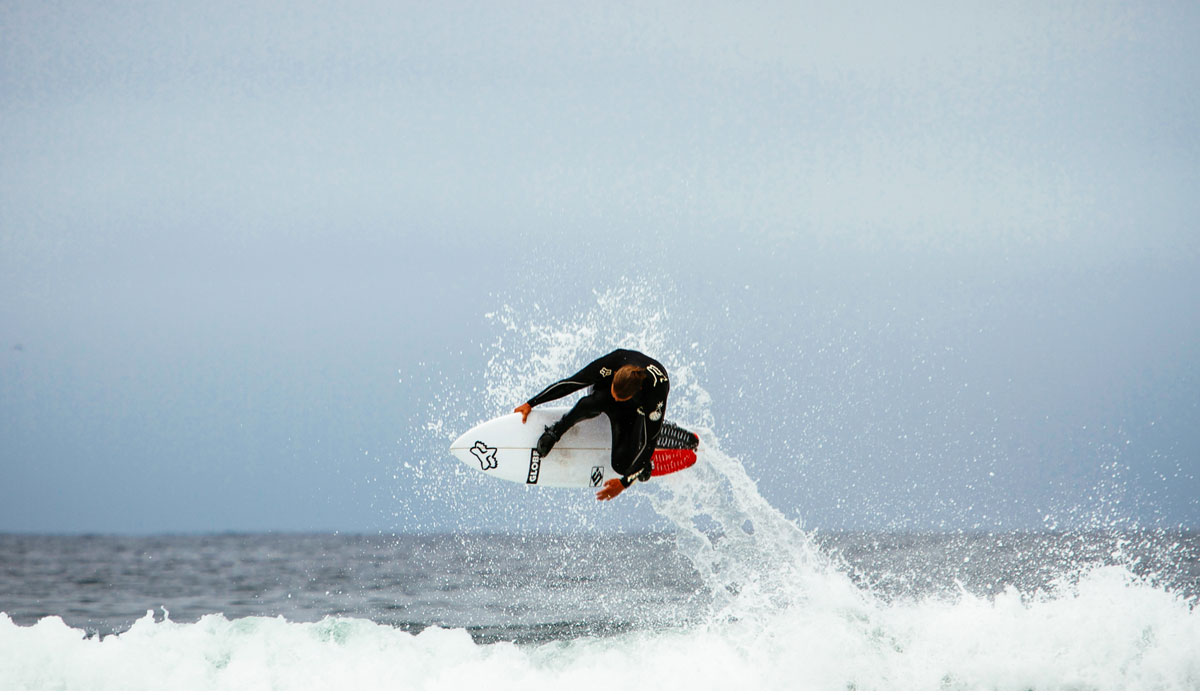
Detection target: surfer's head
<box><xmin>611</xmin><ymin>365</ymin><xmax>647</xmax><ymax>401</ymax></box>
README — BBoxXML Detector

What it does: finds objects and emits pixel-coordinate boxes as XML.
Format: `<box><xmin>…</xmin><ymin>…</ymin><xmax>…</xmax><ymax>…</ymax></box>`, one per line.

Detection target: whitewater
<box><xmin>2</xmin><ymin>285</ymin><xmax>1198</xmax><ymax>690</ymax></box>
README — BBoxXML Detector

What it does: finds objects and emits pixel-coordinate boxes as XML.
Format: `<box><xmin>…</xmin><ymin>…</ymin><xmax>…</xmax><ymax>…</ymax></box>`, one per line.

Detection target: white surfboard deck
<box><xmin>449</xmin><ymin>406</ymin><xmax>698</xmax><ymax>488</ymax></box>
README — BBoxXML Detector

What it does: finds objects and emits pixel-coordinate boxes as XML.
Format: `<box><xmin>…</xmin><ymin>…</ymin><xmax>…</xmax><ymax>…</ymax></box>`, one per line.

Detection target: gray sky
<box><xmin>2</xmin><ymin>0</ymin><xmax>1197</xmax><ymax>534</ymax></box>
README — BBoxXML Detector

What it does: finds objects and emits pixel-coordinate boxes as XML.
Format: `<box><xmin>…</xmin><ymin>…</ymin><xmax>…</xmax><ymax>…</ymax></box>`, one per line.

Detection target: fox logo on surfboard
<box><xmin>470</xmin><ymin>441</ymin><xmax>499</xmax><ymax>471</ymax></box>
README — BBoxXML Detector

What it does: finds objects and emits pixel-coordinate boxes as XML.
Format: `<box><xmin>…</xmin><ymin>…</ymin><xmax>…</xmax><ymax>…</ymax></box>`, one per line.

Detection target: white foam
<box><xmin>3</xmin><ymin>564</ymin><xmax>1198</xmax><ymax>692</ymax></box>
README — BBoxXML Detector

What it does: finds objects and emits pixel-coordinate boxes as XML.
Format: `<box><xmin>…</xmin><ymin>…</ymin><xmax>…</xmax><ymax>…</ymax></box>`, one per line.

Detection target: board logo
<box><xmin>527</xmin><ymin>450</ymin><xmax>542</xmax><ymax>484</ymax></box>
<box><xmin>590</xmin><ymin>466</ymin><xmax>603</xmax><ymax>487</ymax></box>
<box><xmin>470</xmin><ymin>441</ymin><xmax>498</xmax><ymax>471</ymax></box>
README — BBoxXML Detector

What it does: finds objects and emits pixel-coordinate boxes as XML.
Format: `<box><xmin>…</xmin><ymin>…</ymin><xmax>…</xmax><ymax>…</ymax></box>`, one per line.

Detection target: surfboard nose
<box><xmin>450</xmin><ymin>429</ymin><xmax>477</xmax><ymax>452</ymax></box>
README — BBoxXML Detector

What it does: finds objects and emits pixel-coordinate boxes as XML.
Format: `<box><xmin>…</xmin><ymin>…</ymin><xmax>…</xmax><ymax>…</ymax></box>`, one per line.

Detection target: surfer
<box><xmin>514</xmin><ymin>349</ymin><xmax>669</xmax><ymax>501</ymax></box>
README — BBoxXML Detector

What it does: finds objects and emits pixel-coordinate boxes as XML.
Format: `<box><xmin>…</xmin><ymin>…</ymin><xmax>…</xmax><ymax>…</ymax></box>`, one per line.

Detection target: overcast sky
<box><xmin>2</xmin><ymin>0</ymin><xmax>1197</xmax><ymax>534</ymax></box>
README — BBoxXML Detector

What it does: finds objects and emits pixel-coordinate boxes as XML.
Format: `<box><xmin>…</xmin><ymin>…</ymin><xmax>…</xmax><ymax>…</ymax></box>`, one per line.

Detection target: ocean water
<box><xmin>4</xmin><ymin>286</ymin><xmax>1198</xmax><ymax>690</ymax></box>
<box><xmin>2</xmin><ymin>520</ymin><xmax>1199</xmax><ymax>688</ymax></box>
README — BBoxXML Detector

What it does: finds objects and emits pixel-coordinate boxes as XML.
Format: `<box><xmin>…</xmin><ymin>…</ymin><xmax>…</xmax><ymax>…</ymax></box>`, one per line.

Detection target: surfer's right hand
<box><xmin>514</xmin><ymin>403</ymin><xmax>532</xmax><ymax>423</ymax></box>
<box><xmin>596</xmin><ymin>478</ymin><xmax>626</xmax><ymax>501</ymax></box>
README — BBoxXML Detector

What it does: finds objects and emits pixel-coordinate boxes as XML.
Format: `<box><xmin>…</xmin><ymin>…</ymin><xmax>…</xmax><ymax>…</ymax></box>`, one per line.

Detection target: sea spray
<box><xmin>645</xmin><ymin>433</ymin><xmax>868</xmax><ymax>622</ymax></box>
<box><xmin>479</xmin><ymin>283</ymin><xmax>868</xmax><ymax>617</ymax></box>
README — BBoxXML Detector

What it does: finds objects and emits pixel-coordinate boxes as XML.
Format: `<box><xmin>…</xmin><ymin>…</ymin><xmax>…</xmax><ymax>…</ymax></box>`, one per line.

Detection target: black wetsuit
<box><xmin>526</xmin><ymin>349</ymin><xmax>669</xmax><ymax>483</ymax></box>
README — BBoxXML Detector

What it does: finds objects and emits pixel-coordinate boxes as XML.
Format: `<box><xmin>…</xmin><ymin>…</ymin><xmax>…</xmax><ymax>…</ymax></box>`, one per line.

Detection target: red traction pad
<box><xmin>650</xmin><ymin>448</ymin><xmax>698</xmax><ymax>476</ymax></box>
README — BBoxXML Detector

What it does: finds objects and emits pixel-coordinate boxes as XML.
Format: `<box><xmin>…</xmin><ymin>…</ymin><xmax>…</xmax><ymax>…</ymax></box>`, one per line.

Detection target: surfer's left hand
<box><xmin>595</xmin><ymin>478</ymin><xmax>625</xmax><ymax>501</ymax></box>
<box><xmin>514</xmin><ymin>403</ymin><xmax>532</xmax><ymax>423</ymax></box>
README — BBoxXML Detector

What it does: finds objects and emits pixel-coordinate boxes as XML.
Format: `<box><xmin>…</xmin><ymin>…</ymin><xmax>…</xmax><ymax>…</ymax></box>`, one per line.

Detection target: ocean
<box><xmin>2</xmin><ymin>526</ymin><xmax>1198</xmax><ymax>689</ymax></box>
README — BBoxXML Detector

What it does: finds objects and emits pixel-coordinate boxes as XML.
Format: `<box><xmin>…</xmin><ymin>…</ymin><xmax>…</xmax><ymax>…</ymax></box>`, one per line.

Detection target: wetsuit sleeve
<box><xmin>623</xmin><ymin>381</ymin><xmax>669</xmax><ymax>486</ymax></box>
<box><xmin>525</xmin><ymin>352</ymin><xmax>615</xmax><ymax>407</ymax></box>
<box><xmin>619</xmin><ymin>411</ymin><xmax>664</xmax><ymax>487</ymax></box>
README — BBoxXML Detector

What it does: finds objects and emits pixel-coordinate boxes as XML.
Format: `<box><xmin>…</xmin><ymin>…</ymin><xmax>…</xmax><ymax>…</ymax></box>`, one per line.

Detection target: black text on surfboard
<box><xmin>527</xmin><ymin>450</ymin><xmax>542</xmax><ymax>484</ymax></box>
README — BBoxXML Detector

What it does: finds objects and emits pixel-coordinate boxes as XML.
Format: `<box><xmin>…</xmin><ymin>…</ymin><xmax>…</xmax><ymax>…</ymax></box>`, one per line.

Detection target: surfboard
<box><xmin>449</xmin><ymin>406</ymin><xmax>700</xmax><ymax>488</ymax></box>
